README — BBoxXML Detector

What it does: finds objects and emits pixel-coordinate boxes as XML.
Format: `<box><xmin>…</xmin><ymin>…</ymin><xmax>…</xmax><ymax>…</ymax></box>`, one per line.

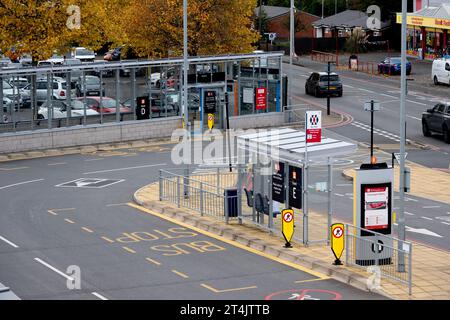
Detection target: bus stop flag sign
<box><xmin>306</xmin><ymin>111</ymin><xmax>322</xmax><ymax>143</ymax></box>
<box><xmin>282</xmin><ymin>209</ymin><xmax>294</xmax><ymax>248</ymax></box>
<box><xmin>330</xmin><ymin>223</ymin><xmax>344</xmax><ymax>265</ymax></box>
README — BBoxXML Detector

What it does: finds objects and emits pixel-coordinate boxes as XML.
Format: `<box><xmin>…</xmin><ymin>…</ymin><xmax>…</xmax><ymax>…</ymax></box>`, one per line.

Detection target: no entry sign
<box><xmin>306</xmin><ymin>111</ymin><xmax>322</xmax><ymax>143</ymax></box>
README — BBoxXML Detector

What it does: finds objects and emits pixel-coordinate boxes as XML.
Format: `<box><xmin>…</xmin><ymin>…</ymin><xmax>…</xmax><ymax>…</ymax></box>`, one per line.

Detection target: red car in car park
<box><xmin>76</xmin><ymin>96</ymin><xmax>131</xmax><ymax>114</ymax></box>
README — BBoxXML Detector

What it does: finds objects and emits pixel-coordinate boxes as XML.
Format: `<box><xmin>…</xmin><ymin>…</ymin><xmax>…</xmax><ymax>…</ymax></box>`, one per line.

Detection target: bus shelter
<box><xmin>236</xmin><ymin>127</ymin><xmax>357</xmax><ymax>245</ymax></box>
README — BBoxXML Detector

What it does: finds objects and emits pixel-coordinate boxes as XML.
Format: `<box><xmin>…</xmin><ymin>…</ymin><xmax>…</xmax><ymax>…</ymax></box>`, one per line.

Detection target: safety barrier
<box><xmin>345</xmin><ymin>224</ymin><xmax>412</xmax><ymax>295</ymax></box>
<box><xmin>311</xmin><ymin>51</ymin><xmax>338</xmax><ymax>66</ymax></box>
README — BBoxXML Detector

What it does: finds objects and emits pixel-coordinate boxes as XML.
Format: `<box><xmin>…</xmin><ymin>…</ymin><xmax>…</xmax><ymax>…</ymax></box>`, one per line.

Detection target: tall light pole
<box><xmin>183</xmin><ymin>0</ymin><xmax>189</xmax><ymax>133</ymax></box>
<box><xmin>398</xmin><ymin>0</ymin><xmax>407</xmax><ymax>272</ymax></box>
<box><xmin>289</xmin><ymin>0</ymin><xmax>295</xmax><ymax>110</ymax></box>
<box><xmin>322</xmin><ymin>0</ymin><xmax>324</xmax><ymax>19</ymax></box>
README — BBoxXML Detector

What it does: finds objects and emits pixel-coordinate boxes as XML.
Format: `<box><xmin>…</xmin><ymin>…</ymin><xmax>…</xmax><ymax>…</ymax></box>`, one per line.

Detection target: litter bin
<box><xmin>224</xmin><ymin>188</ymin><xmax>238</xmax><ymax>218</ymax></box>
<box><xmin>349</xmin><ymin>54</ymin><xmax>358</xmax><ymax>70</ymax></box>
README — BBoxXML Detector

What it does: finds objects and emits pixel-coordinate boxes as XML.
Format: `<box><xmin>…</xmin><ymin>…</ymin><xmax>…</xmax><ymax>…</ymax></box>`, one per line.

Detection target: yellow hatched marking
<box><xmin>146</xmin><ymin>258</ymin><xmax>161</xmax><ymax>266</ymax></box>
<box><xmin>122</xmin><ymin>246</ymin><xmax>136</xmax><ymax>254</ymax></box>
<box><xmin>200</xmin><ymin>283</ymin><xmax>257</xmax><ymax>293</ymax></box>
<box><xmin>171</xmin><ymin>270</ymin><xmax>189</xmax><ymax>279</ymax></box>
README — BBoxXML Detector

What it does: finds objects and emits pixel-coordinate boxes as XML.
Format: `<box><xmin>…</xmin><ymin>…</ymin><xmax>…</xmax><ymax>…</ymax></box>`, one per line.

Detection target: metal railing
<box><xmin>311</xmin><ymin>50</ymin><xmax>338</xmax><ymax>66</ymax></box>
<box><xmin>159</xmin><ymin>168</ymin><xmax>239</xmax><ymax>222</ymax></box>
<box><xmin>345</xmin><ymin>224</ymin><xmax>412</xmax><ymax>295</ymax></box>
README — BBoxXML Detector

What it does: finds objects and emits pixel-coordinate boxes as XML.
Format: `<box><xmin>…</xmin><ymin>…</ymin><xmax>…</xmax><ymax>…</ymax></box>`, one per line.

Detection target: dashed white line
<box><xmin>405</xmin><ymin>212</ymin><xmax>415</xmax><ymax>216</ymax></box>
<box><xmin>0</xmin><ymin>179</ymin><xmax>44</xmax><ymax>190</ymax></box>
<box><xmin>405</xmin><ymin>197</ymin><xmax>418</xmax><ymax>202</ymax></box>
<box><xmin>0</xmin><ymin>235</ymin><xmax>19</xmax><ymax>248</ymax></box>
<box><xmin>358</xmin><ymin>88</ymin><xmax>375</xmax><ymax>93</ymax></box>
<box><xmin>421</xmin><ymin>216</ymin><xmax>433</xmax><ymax>221</ymax></box>
<box><xmin>407</xmin><ymin>116</ymin><xmax>422</xmax><ymax>121</ymax></box>
<box><xmin>441</xmin><ymin>222</ymin><xmax>450</xmax><ymax>226</ymax></box>
<box><xmin>83</xmin><ymin>163</ymin><xmax>166</xmax><ymax>175</ymax></box>
<box><xmin>422</xmin><ymin>206</ymin><xmax>441</xmax><ymax>209</ymax></box>
<box><xmin>92</xmin><ymin>292</ymin><xmax>109</xmax><ymax>300</ymax></box>
<box><xmin>406</xmin><ymin>100</ymin><xmax>427</xmax><ymax>106</ymax></box>
<box><xmin>334</xmin><ymin>193</ymin><xmax>345</xmax><ymax>197</ymax></box>
<box><xmin>34</xmin><ymin>258</ymin><xmax>73</xmax><ymax>281</ymax></box>
<box><xmin>380</xmin><ymin>93</ymin><xmax>397</xmax><ymax>98</ymax></box>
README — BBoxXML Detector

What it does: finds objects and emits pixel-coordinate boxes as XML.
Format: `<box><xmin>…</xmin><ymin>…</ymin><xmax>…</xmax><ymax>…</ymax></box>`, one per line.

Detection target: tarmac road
<box><xmin>0</xmin><ymin>146</ymin><xmax>386</xmax><ymax>300</ymax></box>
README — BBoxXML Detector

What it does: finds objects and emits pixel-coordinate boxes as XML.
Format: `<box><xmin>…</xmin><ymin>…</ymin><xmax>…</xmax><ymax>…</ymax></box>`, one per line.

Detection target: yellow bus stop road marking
<box><xmin>64</xmin><ymin>218</ymin><xmax>75</xmax><ymax>224</ymax></box>
<box><xmin>294</xmin><ymin>278</ymin><xmax>327</xmax><ymax>284</ymax></box>
<box><xmin>171</xmin><ymin>270</ymin><xmax>189</xmax><ymax>279</ymax></box>
<box><xmin>0</xmin><ymin>167</ymin><xmax>29</xmax><ymax>171</ymax></box>
<box><xmin>101</xmin><ymin>236</ymin><xmax>115</xmax><ymax>243</ymax></box>
<box><xmin>146</xmin><ymin>258</ymin><xmax>161</xmax><ymax>266</ymax></box>
<box><xmin>47</xmin><ymin>208</ymin><xmax>76</xmax><ymax>216</ymax></box>
<box><xmin>122</xmin><ymin>246</ymin><xmax>137</xmax><ymax>254</ymax></box>
<box><xmin>200</xmin><ymin>283</ymin><xmax>257</xmax><ymax>293</ymax></box>
<box><xmin>127</xmin><ymin>202</ymin><xmax>329</xmax><ymax>280</ymax></box>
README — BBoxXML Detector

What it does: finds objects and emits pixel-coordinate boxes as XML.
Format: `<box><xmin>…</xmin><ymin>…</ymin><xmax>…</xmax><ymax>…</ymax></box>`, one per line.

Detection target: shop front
<box><xmin>397</xmin><ymin>6</ymin><xmax>450</xmax><ymax>60</ymax></box>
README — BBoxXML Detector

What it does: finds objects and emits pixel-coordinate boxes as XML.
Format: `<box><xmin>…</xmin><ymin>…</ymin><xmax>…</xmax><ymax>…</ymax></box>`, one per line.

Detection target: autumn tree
<box><xmin>119</xmin><ymin>0</ymin><xmax>260</xmax><ymax>58</ymax></box>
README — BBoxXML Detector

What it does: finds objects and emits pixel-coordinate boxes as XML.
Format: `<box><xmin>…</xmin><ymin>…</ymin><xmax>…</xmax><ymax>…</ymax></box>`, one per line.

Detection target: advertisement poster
<box><xmin>255</xmin><ymin>87</ymin><xmax>267</xmax><ymax>110</ymax></box>
<box><xmin>363</xmin><ymin>186</ymin><xmax>389</xmax><ymax>230</ymax></box>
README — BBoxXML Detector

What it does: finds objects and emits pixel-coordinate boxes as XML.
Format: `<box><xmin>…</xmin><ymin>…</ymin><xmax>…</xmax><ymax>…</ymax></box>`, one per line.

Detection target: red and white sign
<box><xmin>306</xmin><ymin>111</ymin><xmax>322</xmax><ymax>143</ymax></box>
<box><xmin>282</xmin><ymin>211</ymin><xmax>293</xmax><ymax>223</ymax></box>
<box><xmin>364</xmin><ymin>186</ymin><xmax>389</xmax><ymax>230</ymax></box>
<box><xmin>332</xmin><ymin>226</ymin><xmax>343</xmax><ymax>238</ymax></box>
<box><xmin>255</xmin><ymin>87</ymin><xmax>267</xmax><ymax>110</ymax></box>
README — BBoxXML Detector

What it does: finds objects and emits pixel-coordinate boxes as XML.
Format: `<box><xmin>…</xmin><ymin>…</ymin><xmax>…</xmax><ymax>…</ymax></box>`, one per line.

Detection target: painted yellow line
<box><xmin>106</xmin><ymin>203</ymin><xmax>128</xmax><ymax>207</ymax></box>
<box><xmin>64</xmin><ymin>218</ymin><xmax>75</xmax><ymax>224</ymax></box>
<box><xmin>294</xmin><ymin>278</ymin><xmax>327</xmax><ymax>284</ymax></box>
<box><xmin>146</xmin><ymin>258</ymin><xmax>161</xmax><ymax>266</ymax></box>
<box><xmin>48</xmin><ymin>208</ymin><xmax>75</xmax><ymax>216</ymax></box>
<box><xmin>122</xmin><ymin>246</ymin><xmax>136</xmax><ymax>254</ymax></box>
<box><xmin>81</xmin><ymin>227</ymin><xmax>94</xmax><ymax>233</ymax></box>
<box><xmin>101</xmin><ymin>236</ymin><xmax>115</xmax><ymax>243</ymax></box>
<box><xmin>127</xmin><ymin>202</ymin><xmax>329</xmax><ymax>280</ymax></box>
<box><xmin>171</xmin><ymin>269</ymin><xmax>189</xmax><ymax>279</ymax></box>
<box><xmin>200</xmin><ymin>283</ymin><xmax>257</xmax><ymax>293</ymax></box>
<box><xmin>0</xmin><ymin>167</ymin><xmax>29</xmax><ymax>171</ymax></box>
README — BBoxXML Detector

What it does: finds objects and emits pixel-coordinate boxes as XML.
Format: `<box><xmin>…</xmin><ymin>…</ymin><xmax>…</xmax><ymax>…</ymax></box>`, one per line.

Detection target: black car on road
<box><xmin>422</xmin><ymin>102</ymin><xmax>450</xmax><ymax>143</ymax></box>
<box><xmin>305</xmin><ymin>72</ymin><xmax>343</xmax><ymax>97</ymax></box>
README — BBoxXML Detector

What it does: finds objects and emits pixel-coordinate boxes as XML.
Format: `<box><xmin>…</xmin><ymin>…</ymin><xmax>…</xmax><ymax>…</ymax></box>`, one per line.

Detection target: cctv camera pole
<box><xmin>398</xmin><ymin>0</ymin><xmax>407</xmax><ymax>273</ymax></box>
<box><xmin>183</xmin><ymin>0</ymin><xmax>190</xmax><ymax>197</ymax></box>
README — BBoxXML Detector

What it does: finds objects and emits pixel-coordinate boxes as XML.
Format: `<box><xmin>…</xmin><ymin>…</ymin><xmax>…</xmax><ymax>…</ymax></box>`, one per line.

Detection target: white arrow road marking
<box><xmin>405</xmin><ymin>226</ymin><xmax>442</xmax><ymax>238</ymax></box>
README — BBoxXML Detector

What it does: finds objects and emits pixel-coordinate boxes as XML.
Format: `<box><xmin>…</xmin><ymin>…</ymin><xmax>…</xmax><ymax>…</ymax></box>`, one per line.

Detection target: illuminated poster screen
<box><xmin>360</xmin><ymin>183</ymin><xmax>392</xmax><ymax>235</ymax></box>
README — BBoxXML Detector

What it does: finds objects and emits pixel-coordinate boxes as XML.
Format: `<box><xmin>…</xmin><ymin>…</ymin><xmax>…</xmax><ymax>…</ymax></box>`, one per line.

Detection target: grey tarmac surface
<box><xmin>0</xmin><ymin>148</ymin><xmax>386</xmax><ymax>300</ymax></box>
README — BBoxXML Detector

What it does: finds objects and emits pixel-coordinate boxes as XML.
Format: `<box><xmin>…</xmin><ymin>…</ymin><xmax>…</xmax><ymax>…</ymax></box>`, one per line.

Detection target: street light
<box><xmin>183</xmin><ymin>0</ymin><xmax>189</xmax><ymax>133</ymax></box>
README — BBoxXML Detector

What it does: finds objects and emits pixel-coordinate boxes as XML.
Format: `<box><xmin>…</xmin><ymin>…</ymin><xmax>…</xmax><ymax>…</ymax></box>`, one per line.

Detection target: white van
<box><xmin>432</xmin><ymin>58</ymin><xmax>450</xmax><ymax>85</ymax></box>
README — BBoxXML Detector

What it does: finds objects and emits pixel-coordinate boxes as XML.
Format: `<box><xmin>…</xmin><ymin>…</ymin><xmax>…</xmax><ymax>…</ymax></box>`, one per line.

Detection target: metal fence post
<box><xmin>217</xmin><ymin>167</ymin><xmax>220</xmax><ymax>194</ymax></box>
<box><xmin>224</xmin><ymin>189</ymin><xmax>229</xmax><ymax>224</ymax></box>
<box><xmin>177</xmin><ymin>176</ymin><xmax>181</xmax><ymax>208</ymax></box>
<box><xmin>409</xmin><ymin>244</ymin><xmax>412</xmax><ymax>295</ymax></box>
<box><xmin>345</xmin><ymin>224</ymin><xmax>349</xmax><ymax>265</ymax></box>
<box><xmin>237</xmin><ymin>163</ymin><xmax>243</xmax><ymax>225</ymax></box>
<box><xmin>159</xmin><ymin>169</ymin><xmax>163</xmax><ymax>201</ymax></box>
<box><xmin>327</xmin><ymin>157</ymin><xmax>333</xmax><ymax>246</ymax></box>
<box><xmin>200</xmin><ymin>182</ymin><xmax>204</xmax><ymax>216</ymax></box>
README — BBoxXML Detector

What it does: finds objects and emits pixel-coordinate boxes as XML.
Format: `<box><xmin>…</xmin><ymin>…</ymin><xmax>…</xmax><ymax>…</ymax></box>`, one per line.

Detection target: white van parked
<box><xmin>432</xmin><ymin>58</ymin><xmax>450</xmax><ymax>85</ymax></box>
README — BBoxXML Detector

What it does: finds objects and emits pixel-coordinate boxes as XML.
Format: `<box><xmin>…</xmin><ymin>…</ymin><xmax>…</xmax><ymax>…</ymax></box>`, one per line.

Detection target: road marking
<box><xmin>34</xmin><ymin>258</ymin><xmax>73</xmax><ymax>281</ymax></box>
<box><xmin>171</xmin><ymin>269</ymin><xmax>189</xmax><ymax>279</ymax></box>
<box><xmin>83</xmin><ymin>163</ymin><xmax>166</xmax><ymax>175</ymax></box>
<box><xmin>405</xmin><ymin>197</ymin><xmax>418</xmax><ymax>202</ymax></box>
<box><xmin>407</xmin><ymin>115</ymin><xmax>422</xmax><ymax>121</ymax></box>
<box><xmin>422</xmin><ymin>206</ymin><xmax>441</xmax><ymax>209</ymax></box>
<box><xmin>358</xmin><ymin>88</ymin><xmax>375</xmax><ymax>93</ymax></box>
<box><xmin>0</xmin><ymin>166</ymin><xmax>29</xmax><ymax>171</ymax></box>
<box><xmin>106</xmin><ymin>203</ymin><xmax>128</xmax><ymax>207</ymax></box>
<box><xmin>406</xmin><ymin>100</ymin><xmax>427</xmax><ymax>106</ymax></box>
<box><xmin>380</xmin><ymin>93</ymin><xmax>397</xmax><ymax>98</ymax></box>
<box><xmin>128</xmin><ymin>202</ymin><xmax>330</xmax><ymax>280</ymax></box>
<box><xmin>442</xmin><ymin>222</ymin><xmax>450</xmax><ymax>226</ymax></box>
<box><xmin>64</xmin><ymin>218</ymin><xmax>75</xmax><ymax>224</ymax></box>
<box><xmin>334</xmin><ymin>193</ymin><xmax>345</xmax><ymax>197</ymax></box>
<box><xmin>122</xmin><ymin>246</ymin><xmax>136</xmax><ymax>254</ymax></box>
<box><xmin>294</xmin><ymin>278</ymin><xmax>325</xmax><ymax>284</ymax></box>
<box><xmin>421</xmin><ymin>216</ymin><xmax>433</xmax><ymax>221</ymax></box>
<box><xmin>84</xmin><ymin>158</ymin><xmax>103</xmax><ymax>162</ymax></box>
<box><xmin>146</xmin><ymin>258</ymin><xmax>161</xmax><ymax>266</ymax></box>
<box><xmin>200</xmin><ymin>283</ymin><xmax>257</xmax><ymax>293</ymax></box>
<box><xmin>47</xmin><ymin>208</ymin><xmax>76</xmax><ymax>216</ymax></box>
<box><xmin>405</xmin><ymin>212</ymin><xmax>415</xmax><ymax>216</ymax></box>
<box><xmin>81</xmin><ymin>227</ymin><xmax>94</xmax><ymax>233</ymax></box>
<box><xmin>0</xmin><ymin>179</ymin><xmax>44</xmax><ymax>190</ymax></box>
<box><xmin>405</xmin><ymin>226</ymin><xmax>442</xmax><ymax>238</ymax></box>
<box><xmin>336</xmin><ymin>184</ymin><xmax>351</xmax><ymax>187</ymax></box>
<box><xmin>92</xmin><ymin>292</ymin><xmax>108</xmax><ymax>300</ymax></box>
<box><xmin>0</xmin><ymin>235</ymin><xmax>19</xmax><ymax>248</ymax></box>
<box><xmin>101</xmin><ymin>236</ymin><xmax>115</xmax><ymax>243</ymax></box>
<box><xmin>48</xmin><ymin>162</ymin><xmax>67</xmax><ymax>166</ymax></box>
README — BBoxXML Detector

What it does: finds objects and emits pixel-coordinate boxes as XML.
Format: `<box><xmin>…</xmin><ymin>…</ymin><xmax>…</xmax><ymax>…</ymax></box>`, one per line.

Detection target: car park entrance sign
<box><xmin>306</xmin><ymin>111</ymin><xmax>321</xmax><ymax>143</ymax></box>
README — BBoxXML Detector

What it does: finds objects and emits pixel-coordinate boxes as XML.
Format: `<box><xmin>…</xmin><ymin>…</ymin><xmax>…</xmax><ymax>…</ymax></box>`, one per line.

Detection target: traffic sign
<box><xmin>306</xmin><ymin>111</ymin><xmax>322</xmax><ymax>143</ymax></box>
<box><xmin>281</xmin><ymin>209</ymin><xmax>294</xmax><ymax>247</ymax></box>
<box><xmin>364</xmin><ymin>101</ymin><xmax>380</xmax><ymax>111</ymax></box>
<box><xmin>330</xmin><ymin>223</ymin><xmax>345</xmax><ymax>265</ymax></box>
<box><xmin>207</xmin><ymin>113</ymin><xmax>214</xmax><ymax>131</ymax></box>
<box><xmin>136</xmin><ymin>96</ymin><xmax>150</xmax><ymax>120</ymax></box>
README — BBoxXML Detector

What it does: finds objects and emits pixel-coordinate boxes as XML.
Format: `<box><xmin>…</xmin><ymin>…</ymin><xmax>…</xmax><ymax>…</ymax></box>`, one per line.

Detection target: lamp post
<box><xmin>289</xmin><ymin>0</ymin><xmax>295</xmax><ymax>110</ymax></box>
<box><xmin>183</xmin><ymin>0</ymin><xmax>189</xmax><ymax>134</ymax></box>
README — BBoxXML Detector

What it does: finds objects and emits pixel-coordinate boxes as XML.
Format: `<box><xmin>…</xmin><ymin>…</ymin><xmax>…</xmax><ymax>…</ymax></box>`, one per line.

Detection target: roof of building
<box><xmin>412</xmin><ymin>3</ymin><xmax>450</xmax><ymax>19</ymax></box>
<box><xmin>254</xmin><ymin>5</ymin><xmax>320</xmax><ymax>20</ymax></box>
<box><xmin>312</xmin><ymin>9</ymin><xmax>390</xmax><ymax>30</ymax></box>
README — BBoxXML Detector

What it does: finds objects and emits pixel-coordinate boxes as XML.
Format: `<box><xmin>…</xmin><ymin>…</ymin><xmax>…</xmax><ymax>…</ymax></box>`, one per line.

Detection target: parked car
<box><xmin>72</xmin><ymin>47</ymin><xmax>96</xmax><ymax>63</ymax></box>
<box><xmin>7</xmin><ymin>77</ymin><xmax>29</xmax><ymax>89</ymax></box>
<box><xmin>76</xmin><ymin>96</ymin><xmax>131</xmax><ymax>114</ymax></box>
<box><xmin>422</xmin><ymin>102</ymin><xmax>450</xmax><ymax>143</ymax></box>
<box><xmin>2</xmin><ymin>96</ymin><xmax>18</xmax><ymax>113</ymax></box>
<box><xmin>378</xmin><ymin>57</ymin><xmax>411</xmax><ymax>75</ymax></box>
<box><xmin>90</xmin><ymin>60</ymin><xmax>115</xmax><ymax>78</ymax></box>
<box><xmin>432</xmin><ymin>58</ymin><xmax>450</xmax><ymax>85</ymax></box>
<box><xmin>75</xmin><ymin>75</ymin><xmax>105</xmax><ymax>97</ymax></box>
<box><xmin>2</xmin><ymin>80</ymin><xmax>23</xmax><ymax>107</ymax></box>
<box><xmin>305</xmin><ymin>72</ymin><xmax>343</xmax><ymax>97</ymax></box>
<box><xmin>20</xmin><ymin>78</ymin><xmax>76</xmax><ymax>105</ymax></box>
<box><xmin>38</xmin><ymin>99</ymin><xmax>99</xmax><ymax>119</ymax></box>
